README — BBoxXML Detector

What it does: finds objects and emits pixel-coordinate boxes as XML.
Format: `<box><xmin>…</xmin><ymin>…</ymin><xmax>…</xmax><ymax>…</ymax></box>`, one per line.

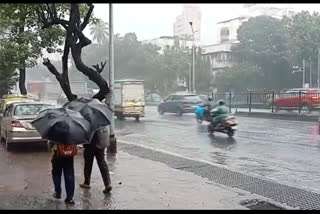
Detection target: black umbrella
<box><xmin>31</xmin><ymin>108</ymin><xmax>93</xmax><ymax>145</ymax></box>
<box><xmin>63</xmin><ymin>98</ymin><xmax>113</xmax><ymax>131</ymax></box>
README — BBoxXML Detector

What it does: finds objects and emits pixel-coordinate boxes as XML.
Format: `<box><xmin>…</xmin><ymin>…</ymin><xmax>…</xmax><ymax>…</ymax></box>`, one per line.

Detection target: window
<box><xmin>165</xmin><ymin>95</ymin><xmax>173</xmax><ymax>101</ymax></box>
<box><xmin>171</xmin><ymin>95</ymin><xmax>183</xmax><ymax>101</ymax></box>
<box><xmin>183</xmin><ymin>95</ymin><xmax>202</xmax><ymax>102</ymax></box>
<box><xmin>220</xmin><ymin>27</ymin><xmax>230</xmax><ymax>42</ymax></box>
<box><xmin>14</xmin><ymin>104</ymin><xmax>53</xmax><ymax>116</ymax></box>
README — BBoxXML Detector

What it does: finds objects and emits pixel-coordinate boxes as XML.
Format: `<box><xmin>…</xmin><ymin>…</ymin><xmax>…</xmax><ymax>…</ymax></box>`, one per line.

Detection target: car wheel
<box><xmin>175</xmin><ymin>108</ymin><xmax>183</xmax><ymax>117</ymax></box>
<box><xmin>117</xmin><ymin>113</ymin><xmax>125</xmax><ymax>120</ymax></box>
<box><xmin>158</xmin><ymin>108</ymin><xmax>165</xmax><ymax>115</ymax></box>
<box><xmin>208</xmin><ymin>125</ymin><xmax>214</xmax><ymax>134</ymax></box>
<box><xmin>227</xmin><ymin>128</ymin><xmax>235</xmax><ymax>137</ymax></box>
<box><xmin>0</xmin><ymin>131</ymin><xmax>4</xmax><ymax>144</ymax></box>
<box><xmin>135</xmin><ymin>116</ymin><xmax>140</xmax><ymax>122</ymax></box>
<box><xmin>301</xmin><ymin>103</ymin><xmax>312</xmax><ymax>114</ymax></box>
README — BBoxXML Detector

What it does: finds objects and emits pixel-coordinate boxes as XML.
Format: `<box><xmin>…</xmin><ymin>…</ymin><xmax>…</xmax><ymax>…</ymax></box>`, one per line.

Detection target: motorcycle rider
<box><xmin>211</xmin><ymin>100</ymin><xmax>229</xmax><ymax>128</ymax></box>
<box><xmin>195</xmin><ymin>104</ymin><xmax>205</xmax><ymax>119</ymax></box>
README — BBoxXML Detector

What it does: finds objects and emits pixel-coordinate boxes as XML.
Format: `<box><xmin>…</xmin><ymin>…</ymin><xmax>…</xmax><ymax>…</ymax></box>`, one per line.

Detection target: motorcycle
<box><xmin>207</xmin><ymin>112</ymin><xmax>237</xmax><ymax>137</ymax></box>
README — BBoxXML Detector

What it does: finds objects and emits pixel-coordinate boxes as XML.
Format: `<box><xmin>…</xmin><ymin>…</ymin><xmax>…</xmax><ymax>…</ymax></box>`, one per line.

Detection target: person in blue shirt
<box><xmin>195</xmin><ymin>104</ymin><xmax>205</xmax><ymax>119</ymax></box>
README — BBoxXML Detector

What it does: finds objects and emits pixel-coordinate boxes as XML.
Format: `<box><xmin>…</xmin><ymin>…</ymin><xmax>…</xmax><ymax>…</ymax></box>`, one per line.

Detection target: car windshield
<box><xmin>14</xmin><ymin>104</ymin><xmax>53</xmax><ymax>116</ymax></box>
<box><xmin>183</xmin><ymin>95</ymin><xmax>202</xmax><ymax>102</ymax></box>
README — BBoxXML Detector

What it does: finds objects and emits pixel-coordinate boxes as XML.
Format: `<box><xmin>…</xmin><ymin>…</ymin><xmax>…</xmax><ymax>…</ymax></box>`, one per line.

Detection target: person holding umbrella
<box><xmin>31</xmin><ymin>107</ymin><xmax>93</xmax><ymax>205</ymax></box>
<box><xmin>48</xmin><ymin>139</ymin><xmax>77</xmax><ymax>205</ymax></box>
<box><xmin>79</xmin><ymin>126</ymin><xmax>112</xmax><ymax>194</ymax></box>
<box><xmin>62</xmin><ymin>98</ymin><xmax>114</xmax><ymax>194</ymax></box>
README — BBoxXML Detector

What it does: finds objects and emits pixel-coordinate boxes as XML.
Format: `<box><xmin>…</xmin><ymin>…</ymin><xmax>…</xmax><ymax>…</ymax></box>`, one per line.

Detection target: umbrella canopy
<box><xmin>63</xmin><ymin>98</ymin><xmax>113</xmax><ymax>131</ymax></box>
<box><xmin>31</xmin><ymin>108</ymin><xmax>93</xmax><ymax>145</ymax></box>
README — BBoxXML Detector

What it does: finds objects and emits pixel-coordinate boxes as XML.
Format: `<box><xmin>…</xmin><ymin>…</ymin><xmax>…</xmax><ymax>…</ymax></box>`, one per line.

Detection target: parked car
<box><xmin>273</xmin><ymin>88</ymin><xmax>320</xmax><ymax>113</ymax></box>
<box><xmin>0</xmin><ymin>94</ymin><xmax>36</xmax><ymax>118</ymax></box>
<box><xmin>145</xmin><ymin>93</ymin><xmax>162</xmax><ymax>106</ymax></box>
<box><xmin>0</xmin><ymin>102</ymin><xmax>54</xmax><ymax>150</ymax></box>
<box><xmin>157</xmin><ymin>92</ymin><xmax>203</xmax><ymax>116</ymax></box>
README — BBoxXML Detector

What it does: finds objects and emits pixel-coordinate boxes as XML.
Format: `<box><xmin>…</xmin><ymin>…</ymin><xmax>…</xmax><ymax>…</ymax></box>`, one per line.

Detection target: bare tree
<box><xmin>36</xmin><ymin>3</ymin><xmax>109</xmax><ymax>101</ymax></box>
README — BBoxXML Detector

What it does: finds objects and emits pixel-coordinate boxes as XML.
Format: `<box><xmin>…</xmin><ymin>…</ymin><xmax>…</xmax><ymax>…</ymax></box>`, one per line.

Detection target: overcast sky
<box><xmin>89</xmin><ymin>3</ymin><xmax>320</xmax><ymax>46</ymax></box>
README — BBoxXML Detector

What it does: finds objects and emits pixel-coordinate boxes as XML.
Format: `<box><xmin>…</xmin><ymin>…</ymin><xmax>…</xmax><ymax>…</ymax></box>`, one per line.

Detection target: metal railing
<box><xmin>212</xmin><ymin>91</ymin><xmax>320</xmax><ymax>115</ymax></box>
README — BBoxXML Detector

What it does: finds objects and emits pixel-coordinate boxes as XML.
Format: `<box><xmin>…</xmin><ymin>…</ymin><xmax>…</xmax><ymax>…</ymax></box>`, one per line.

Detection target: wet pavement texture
<box><xmin>116</xmin><ymin>106</ymin><xmax>320</xmax><ymax>194</ymax></box>
<box><xmin>0</xmin><ymin>106</ymin><xmax>319</xmax><ymax>209</ymax></box>
<box><xmin>0</xmin><ymin>144</ymin><xmax>251</xmax><ymax>209</ymax></box>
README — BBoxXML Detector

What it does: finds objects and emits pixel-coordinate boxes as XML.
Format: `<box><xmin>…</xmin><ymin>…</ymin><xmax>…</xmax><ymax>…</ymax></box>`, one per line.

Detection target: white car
<box><xmin>0</xmin><ymin>102</ymin><xmax>54</xmax><ymax>151</ymax></box>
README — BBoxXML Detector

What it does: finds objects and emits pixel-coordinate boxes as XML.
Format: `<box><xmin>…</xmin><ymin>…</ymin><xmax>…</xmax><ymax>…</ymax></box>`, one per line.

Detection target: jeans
<box><xmin>83</xmin><ymin>144</ymin><xmax>111</xmax><ymax>187</ymax></box>
<box><xmin>51</xmin><ymin>155</ymin><xmax>75</xmax><ymax>200</ymax></box>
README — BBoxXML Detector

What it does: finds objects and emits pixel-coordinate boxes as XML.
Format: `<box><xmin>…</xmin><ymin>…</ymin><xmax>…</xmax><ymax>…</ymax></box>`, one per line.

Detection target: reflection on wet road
<box><xmin>116</xmin><ymin>106</ymin><xmax>320</xmax><ymax>193</ymax></box>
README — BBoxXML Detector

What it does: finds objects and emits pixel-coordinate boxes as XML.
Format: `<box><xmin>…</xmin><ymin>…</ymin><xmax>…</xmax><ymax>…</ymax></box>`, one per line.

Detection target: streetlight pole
<box><xmin>107</xmin><ymin>3</ymin><xmax>116</xmax><ymax>154</ymax></box>
<box><xmin>189</xmin><ymin>22</ymin><xmax>195</xmax><ymax>93</ymax></box>
<box><xmin>188</xmin><ymin>63</ymin><xmax>191</xmax><ymax>92</ymax></box>
<box><xmin>310</xmin><ymin>58</ymin><xmax>312</xmax><ymax>88</ymax></box>
<box><xmin>318</xmin><ymin>48</ymin><xmax>320</xmax><ymax>88</ymax></box>
<box><xmin>303</xmin><ymin>58</ymin><xmax>305</xmax><ymax>88</ymax></box>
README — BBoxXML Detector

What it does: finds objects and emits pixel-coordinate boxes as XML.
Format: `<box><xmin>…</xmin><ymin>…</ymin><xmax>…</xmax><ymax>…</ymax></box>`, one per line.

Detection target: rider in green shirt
<box><xmin>211</xmin><ymin>100</ymin><xmax>229</xmax><ymax>128</ymax></box>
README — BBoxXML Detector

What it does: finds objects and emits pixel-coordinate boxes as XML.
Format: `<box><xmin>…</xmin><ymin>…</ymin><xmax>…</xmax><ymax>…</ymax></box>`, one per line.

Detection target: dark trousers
<box><xmin>83</xmin><ymin>145</ymin><xmax>111</xmax><ymax>187</ymax></box>
<box><xmin>51</xmin><ymin>155</ymin><xmax>75</xmax><ymax>200</ymax></box>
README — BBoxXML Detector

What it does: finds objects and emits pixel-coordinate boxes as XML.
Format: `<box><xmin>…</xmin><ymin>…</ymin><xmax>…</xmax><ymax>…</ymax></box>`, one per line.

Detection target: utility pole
<box><xmin>310</xmin><ymin>58</ymin><xmax>312</xmax><ymax>88</ymax></box>
<box><xmin>188</xmin><ymin>63</ymin><xmax>192</xmax><ymax>92</ymax></box>
<box><xmin>189</xmin><ymin>22</ymin><xmax>196</xmax><ymax>93</ymax></box>
<box><xmin>303</xmin><ymin>58</ymin><xmax>305</xmax><ymax>88</ymax></box>
<box><xmin>318</xmin><ymin>48</ymin><xmax>320</xmax><ymax>88</ymax></box>
<box><xmin>107</xmin><ymin>3</ymin><xmax>116</xmax><ymax>154</ymax></box>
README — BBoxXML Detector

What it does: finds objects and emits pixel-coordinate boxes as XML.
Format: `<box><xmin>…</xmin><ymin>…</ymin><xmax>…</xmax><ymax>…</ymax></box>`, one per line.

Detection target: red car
<box><xmin>273</xmin><ymin>88</ymin><xmax>320</xmax><ymax>113</ymax></box>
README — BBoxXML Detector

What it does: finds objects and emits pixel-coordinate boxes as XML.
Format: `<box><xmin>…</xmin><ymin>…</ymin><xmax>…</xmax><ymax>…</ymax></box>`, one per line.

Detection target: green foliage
<box><xmin>90</xmin><ymin>21</ymin><xmax>109</xmax><ymax>45</ymax></box>
<box><xmin>195</xmin><ymin>52</ymin><xmax>211</xmax><ymax>94</ymax></box>
<box><xmin>231</xmin><ymin>15</ymin><xmax>292</xmax><ymax>90</ymax></box>
<box><xmin>0</xmin><ymin>42</ymin><xmax>19</xmax><ymax>96</ymax></box>
<box><xmin>285</xmin><ymin>11</ymin><xmax>320</xmax><ymax>63</ymax></box>
<box><xmin>79</xmin><ymin>32</ymin><xmax>211</xmax><ymax>96</ymax></box>
<box><xmin>215</xmin><ymin>62</ymin><xmax>263</xmax><ymax>92</ymax></box>
<box><xmin>0</xmin><ymin>4</ymin><xmax>65</xmax><ymax>68</ymax></box>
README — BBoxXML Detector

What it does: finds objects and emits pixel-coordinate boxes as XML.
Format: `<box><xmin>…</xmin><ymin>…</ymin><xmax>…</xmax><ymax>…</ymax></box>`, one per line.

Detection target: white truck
<box><xmin>114</xmin><ymin>79</ymin><xmax>145</xmax><ymax>121</ymax></box>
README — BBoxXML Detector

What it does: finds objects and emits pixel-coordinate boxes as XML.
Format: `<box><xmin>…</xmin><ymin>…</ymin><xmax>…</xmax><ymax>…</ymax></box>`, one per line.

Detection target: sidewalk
<box><xmin>234</xmin><ymin>108</ymin><xmax>319</xmax><ymax>122</ymax></box>
<box><xmin>0</xmin><ymin>148</ymin><xmax>266</xmax><ymax>210</ymax></box>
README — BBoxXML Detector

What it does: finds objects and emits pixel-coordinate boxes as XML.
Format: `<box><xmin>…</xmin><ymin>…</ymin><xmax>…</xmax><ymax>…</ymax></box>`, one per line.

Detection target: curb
<box><xmin>235</xmin><ymin>111</ymin><xmax>318</xmax><ymax>122</ymax></box>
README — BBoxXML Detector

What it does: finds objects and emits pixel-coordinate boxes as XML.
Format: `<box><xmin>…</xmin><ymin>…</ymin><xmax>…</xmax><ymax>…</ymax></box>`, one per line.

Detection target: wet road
<box><xmin>116</xmin><ymin>106</ymin><xmax>320</xmax><ymax>193</ymax></box>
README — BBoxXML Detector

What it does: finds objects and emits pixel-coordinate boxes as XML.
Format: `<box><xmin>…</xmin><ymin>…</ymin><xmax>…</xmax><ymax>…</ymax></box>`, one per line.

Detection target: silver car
<box><xmin>0</xmin><ymin>102</ymin><xmax>54</xmax><ymax>150</ymax></box>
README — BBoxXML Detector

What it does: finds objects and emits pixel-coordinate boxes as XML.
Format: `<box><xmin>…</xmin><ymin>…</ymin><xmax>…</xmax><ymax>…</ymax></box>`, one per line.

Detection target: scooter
<box><xmin>207</xmin><ymin>114</ymin><xmax>237</xmax><ymax>137</ymax></box>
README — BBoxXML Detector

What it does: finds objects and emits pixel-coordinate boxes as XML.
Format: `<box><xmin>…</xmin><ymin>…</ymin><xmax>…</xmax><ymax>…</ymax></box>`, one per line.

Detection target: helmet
<box><xmin>218</xmin><ymin>100</ymin><xmax>225</xmax><ymax>105</ymax></box>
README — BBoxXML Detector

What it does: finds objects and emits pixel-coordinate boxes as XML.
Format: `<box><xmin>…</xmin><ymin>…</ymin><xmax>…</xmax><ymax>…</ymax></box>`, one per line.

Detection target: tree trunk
<box><xmin>19</xmin><ymin>67</ymin><xmax>27</xmax><ymax>95</ymax></box>
<box><xmin>71</xmin><ymin>45</ymin><xmax>109</xmax><ymax>101</ymax></box>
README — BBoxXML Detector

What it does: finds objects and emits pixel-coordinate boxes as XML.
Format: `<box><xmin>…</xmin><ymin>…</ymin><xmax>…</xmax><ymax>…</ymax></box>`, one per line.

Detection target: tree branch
<box><xmin>37</xmin><ymin>3</ymin><xmax>110</xmax><ymax>101</ymax></box>
<box><xmin>92</xmin><ymin>61</ymin><xmax>107</xmax><ymax>73</ymax></box>
<box><xmin>43</xmin><ymin>58</ymin><xmax>77</xmax><ymax>101</ymax></box>
<box><xmin>80</xmin><ymin>3</ymin><xmax>94</xmax><ymax>31</ymax></box>
<box><xmin>71</xmin><ymin>46</ymin><xmax>109</xmax><ymax>101</ymax></box>
<box><xmin>36</xmin><ymin>4</ymin><xmax>69</xmax><ymax>30</ymax></box>
<box><xmin>43</xmin><ymin>58</ymin><xmax>62</xmax><ymax>81</ymax></box>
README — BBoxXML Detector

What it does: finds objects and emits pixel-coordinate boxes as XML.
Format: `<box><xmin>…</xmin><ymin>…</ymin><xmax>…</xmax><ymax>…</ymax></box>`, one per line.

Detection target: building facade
<box><xmin>142</xmin><ymin>36</ymin><xmax>193</xmax><ymax>55</ymax></box>
<box><xmin>173</xmin><ymin>4</ymin><xmax>201</xmax><ymax>46</ymax></box>
<box><xmin>202</xmin><ymin>4</ymin><xmax>297</xmax><ymax>92</ymax></box>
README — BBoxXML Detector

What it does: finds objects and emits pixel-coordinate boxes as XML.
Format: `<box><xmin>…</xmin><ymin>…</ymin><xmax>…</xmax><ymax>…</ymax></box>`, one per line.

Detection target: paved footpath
<box><xmin>0</xmin><ymin>142</ymin><xmax>290</xmax><ymax>210</ymax></box>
